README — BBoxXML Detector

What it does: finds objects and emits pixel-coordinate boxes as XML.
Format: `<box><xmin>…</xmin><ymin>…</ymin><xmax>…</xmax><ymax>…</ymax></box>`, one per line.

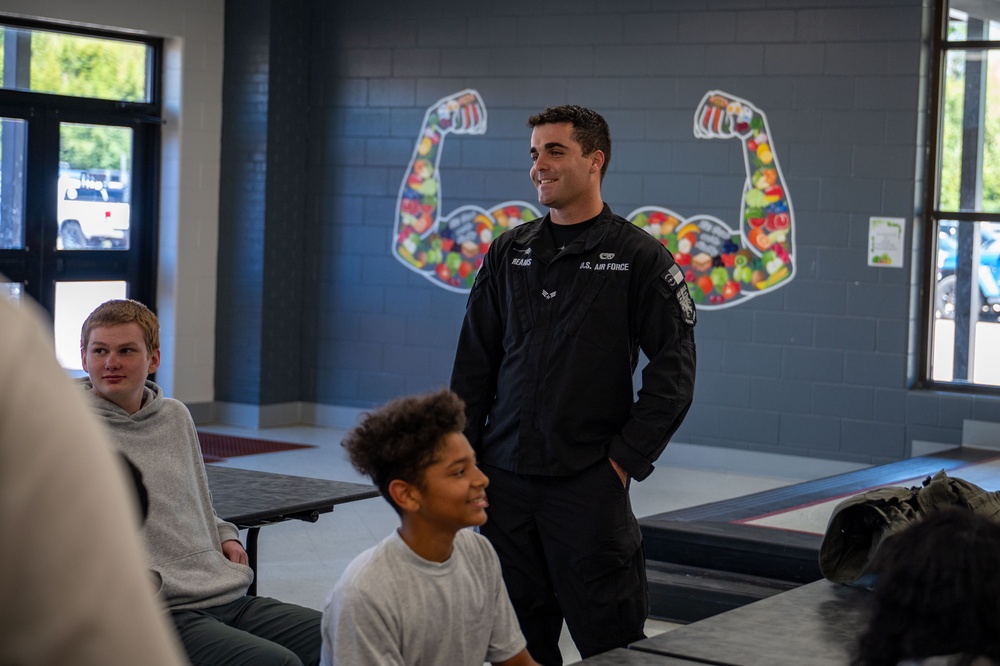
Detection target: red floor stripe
<box><xmin>197</xmin><ymin>432</ymin><xmax>315</xmax><ymax>462</ymax></box>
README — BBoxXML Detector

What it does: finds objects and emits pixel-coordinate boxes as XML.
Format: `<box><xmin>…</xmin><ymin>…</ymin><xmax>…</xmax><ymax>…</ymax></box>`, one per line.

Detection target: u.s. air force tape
<box><xmin>662</xmin><ymin>265</ymin><xmax>696</xmax><ymax>326</ymax></box>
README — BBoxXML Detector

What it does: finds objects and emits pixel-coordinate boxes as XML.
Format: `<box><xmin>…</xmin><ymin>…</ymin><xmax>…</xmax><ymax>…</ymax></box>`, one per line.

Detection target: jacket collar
<box><xmin>517</xmin><ymin>203</ymin><xmax>617</xmax><ymax>263</ymax></box>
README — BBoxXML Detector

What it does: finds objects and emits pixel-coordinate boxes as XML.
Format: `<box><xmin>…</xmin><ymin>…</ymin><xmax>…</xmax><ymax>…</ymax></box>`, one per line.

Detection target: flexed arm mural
<box><xmin>628</xmin><ymin>91</ymin><xmax>795</xmax><ymax>307</ymax></box>
<box><xmin>393</xmin><ymin>90</ymin><xmax>540</xmax><ymax>292</ymax></box>
<box><xmin>392</xmin><ymin>89</ymin><xmax>795</xmax><ymax>306</ymax></box>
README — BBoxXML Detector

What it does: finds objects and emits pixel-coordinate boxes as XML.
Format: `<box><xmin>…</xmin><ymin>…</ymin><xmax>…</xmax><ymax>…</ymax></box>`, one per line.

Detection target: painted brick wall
<box><xmin>260</xmin><ymin>1</ymin><xmax>311</xmax><ymax>404</ymax></box>
<box><xmin>217</xmin><ymin>0</ymin><xmax>310</xmax><ymax>404</ymax></box>
<box><xmin>217</xmin><ymin>0</ymin><xmax>1000</xmax><ymax>462</ymax></box>
<box><xmin>217</xmin><ymin>0</ymin><xmax>269</xmax><ymax>404</ymax></box>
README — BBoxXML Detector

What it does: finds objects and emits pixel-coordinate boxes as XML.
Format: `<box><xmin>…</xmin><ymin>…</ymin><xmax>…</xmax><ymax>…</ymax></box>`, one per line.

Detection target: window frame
<box><xmin>919</xmin><ymin>0</ymin><xmax>1000</xmax><ymax>395</ymax></box>
<box><xmin>0</xmin><ymin>16</ymin><xmax>161</xmax><ymax>323</ymax></box>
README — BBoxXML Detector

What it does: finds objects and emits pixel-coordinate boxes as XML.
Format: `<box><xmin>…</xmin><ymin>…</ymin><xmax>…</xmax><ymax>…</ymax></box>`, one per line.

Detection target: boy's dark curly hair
<box><xmin>527</xmin><ymin>105</ymin><xmax>611</xmax><ymax>180</ymax></box>
<box><xmin>342</xmin><ymin>389</ymin><xmax>466</xmax><ymax>513</ymax></box>
<box><xmin>852</xmin><ymin>508</ymin><xmax>1000</xmax><ymax>666</ymax></box>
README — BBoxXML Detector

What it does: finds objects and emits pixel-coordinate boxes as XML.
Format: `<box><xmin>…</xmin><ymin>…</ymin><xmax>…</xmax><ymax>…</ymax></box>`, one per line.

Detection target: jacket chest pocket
<box><xmin>561</xmin><ymin>271</ymin><xmax>620</xmax><ymax>352</ymax></box>
<box><xmin>504</xmin><ymin>268</ymin><xmax>535</xmax><ymax>345</ymax></box>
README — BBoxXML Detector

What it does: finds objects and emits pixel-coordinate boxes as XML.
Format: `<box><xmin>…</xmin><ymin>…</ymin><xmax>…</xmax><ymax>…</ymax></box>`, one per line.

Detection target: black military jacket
<box><xmin>451</xmin><ymin>204</ymin><xmax>696</xmax><ymax>481</ymax></box>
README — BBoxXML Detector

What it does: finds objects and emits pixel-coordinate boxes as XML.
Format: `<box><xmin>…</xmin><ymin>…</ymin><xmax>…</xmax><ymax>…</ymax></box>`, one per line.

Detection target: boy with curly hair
<box><xmin>320</xmin><ymin>389</ymin><xmax>537</xmax><ymax>666</ymax></box>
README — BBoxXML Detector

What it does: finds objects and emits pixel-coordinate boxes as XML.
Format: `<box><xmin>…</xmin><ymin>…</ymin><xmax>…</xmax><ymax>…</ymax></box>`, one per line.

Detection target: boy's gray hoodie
<box><xmin>82</xmin><ymin>379</ymin><xmax>252</xmax><ymax>610</ymax></box>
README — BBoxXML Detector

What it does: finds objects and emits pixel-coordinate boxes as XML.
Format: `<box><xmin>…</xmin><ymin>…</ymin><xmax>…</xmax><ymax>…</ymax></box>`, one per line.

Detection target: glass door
<box><xmin>0</xmin><ymin>114</ymin><xmax>27</xmax><ymax>300</ymax></box>
<box><xmin>0</xmin><ymin>19</ymin><xmax>160</xmax><ymax>372</ymax></box>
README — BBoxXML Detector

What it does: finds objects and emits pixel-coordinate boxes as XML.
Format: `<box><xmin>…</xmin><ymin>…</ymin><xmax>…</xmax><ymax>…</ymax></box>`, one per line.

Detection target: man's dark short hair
<box><xmin>341</xmin><ymin>389</ymin><xmax>466</xmax><ymax>514</ymax></box>
<box><xmin>527</xmin><ymin>105</ymin><xmax>611</xmax><ymax>180</ymax></box>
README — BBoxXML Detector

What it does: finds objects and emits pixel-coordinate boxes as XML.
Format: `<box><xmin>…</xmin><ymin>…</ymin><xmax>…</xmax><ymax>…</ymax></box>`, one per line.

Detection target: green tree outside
<box><xmin>60</xmin><ymin>123</ymin><xmax>133</xmax><ymax>177</ymax></box>
<box><xmin>938</xmin><ymin>24</ymin><xmax>1000</xmax><ymax>214</ymax></box>
<box><xmin>0</xmin><ymin>26</ymin><xmax>145</xmax><ymax>172</ymax></box>
<box><xmin>30</xmin><ymin>31</ymin><xmax>146</xmax><ymax>103</ymax></box>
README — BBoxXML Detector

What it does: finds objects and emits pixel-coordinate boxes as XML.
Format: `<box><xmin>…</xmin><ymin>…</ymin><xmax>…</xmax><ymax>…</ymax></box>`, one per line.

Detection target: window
<box><xmin>0</xmin><ymin>18</ymin><xmax>160</xmax><ymax>373</ymax></box>
<box><xmin>925</xmin><ymin>0</ymin><xmax>1000</xmax><ymax>390</ymax></box>
<box><xmin>0</xmin><ymin>23</ymin><xmax>153</xmax><ymax>102</ymax></box>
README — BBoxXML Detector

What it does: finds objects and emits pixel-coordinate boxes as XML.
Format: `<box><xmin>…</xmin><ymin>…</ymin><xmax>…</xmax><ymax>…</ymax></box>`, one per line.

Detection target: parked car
<box><xmin>935</xmin><ymin>221</ymin><xmax>1000</xmax><ymax>321</ymax></box>
<box><xmin>57</xmin><ymin>172</ymin><xmax>130</xmax><ymax>250</ymax></box>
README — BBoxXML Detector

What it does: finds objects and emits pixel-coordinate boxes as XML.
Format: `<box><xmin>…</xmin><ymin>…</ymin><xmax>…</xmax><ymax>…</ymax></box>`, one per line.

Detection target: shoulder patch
<box><xmin>662</xmin><ymin>267</ymin><xmax>696</xmax><ymax>327</ymax></box>
<box><xmin>664</xmin><ymin>264</ymin><xmax>685</xmax><ymax>289</ymax></box>
<box><xmin>676</xmin><ymin>286</ymin><xmax>697</xmax><ymax>326</ymax></box>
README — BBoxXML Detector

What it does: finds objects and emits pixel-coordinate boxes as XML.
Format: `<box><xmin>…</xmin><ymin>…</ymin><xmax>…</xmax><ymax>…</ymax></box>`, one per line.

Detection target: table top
<box><xmin>630</xmin><ymin>579</ymin><xmax>873</xmax><ymax>666</ymax></box>
<box><xmin>206</xmin><ymin>465</ymin><xmax>380</xmax><ymax>527</ymax></box>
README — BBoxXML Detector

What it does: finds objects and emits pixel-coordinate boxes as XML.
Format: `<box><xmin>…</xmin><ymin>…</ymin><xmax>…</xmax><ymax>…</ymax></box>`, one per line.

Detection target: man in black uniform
<box><xmin>450</xmin><ymin>105</ymin><xmax>697</xmax><ymax>664</ymax></box>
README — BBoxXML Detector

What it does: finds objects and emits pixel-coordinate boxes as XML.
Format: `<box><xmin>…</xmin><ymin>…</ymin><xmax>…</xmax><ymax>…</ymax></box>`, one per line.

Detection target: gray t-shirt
<box><xmin>321</xmin><ymin>528</ymin><xmax>526</xmax><ymax>665</ymax></box>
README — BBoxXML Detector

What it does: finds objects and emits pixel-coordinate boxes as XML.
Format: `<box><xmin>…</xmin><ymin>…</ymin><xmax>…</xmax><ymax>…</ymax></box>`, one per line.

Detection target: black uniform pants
<box><xmin>480</xmin><ymin>460</ymin><xmax>649</xmax><ymax>665</ymax></box>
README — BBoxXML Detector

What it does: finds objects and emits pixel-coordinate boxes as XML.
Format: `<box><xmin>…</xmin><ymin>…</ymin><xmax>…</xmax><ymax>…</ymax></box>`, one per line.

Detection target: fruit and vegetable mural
<box><xmin>393</xmin><ymin>90</ymin><xmax>536</xmax><ymax>293</ymax></box>
<box><xmin>392</xmin><ymin>89</ymin><xmax>795</xmax><ymax>307</ymax></box>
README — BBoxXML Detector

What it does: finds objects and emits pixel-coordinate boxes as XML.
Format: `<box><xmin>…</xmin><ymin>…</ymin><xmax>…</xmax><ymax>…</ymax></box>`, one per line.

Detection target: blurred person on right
<box><xmin>853</xmin><ymin>508</ymin><xmax>1000</xmax><ymax>666</ymax></box>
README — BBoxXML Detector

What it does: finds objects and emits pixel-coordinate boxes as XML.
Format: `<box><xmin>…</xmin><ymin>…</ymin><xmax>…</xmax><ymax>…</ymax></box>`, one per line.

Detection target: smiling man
<box><xmin>451</xmin><ymin>105</ymin><xmax>698</xmax><ymax>664</ymax></box>
<box><xmin>80</xmin><ymin>299</ymin><xmax>322</xmax><ymax>666</ymax></box>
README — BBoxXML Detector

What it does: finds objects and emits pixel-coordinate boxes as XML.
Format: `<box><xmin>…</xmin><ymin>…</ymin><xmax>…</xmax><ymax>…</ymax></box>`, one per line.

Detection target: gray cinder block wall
<box><xmin>215</xmin><ymin>0</ymin><xmax>1000</xmax><ymax>463</ymax></box>
<box><xmin>217</xmin><ymin>0</ymin><xmax>311</xmax><ymax>406</ymax></box>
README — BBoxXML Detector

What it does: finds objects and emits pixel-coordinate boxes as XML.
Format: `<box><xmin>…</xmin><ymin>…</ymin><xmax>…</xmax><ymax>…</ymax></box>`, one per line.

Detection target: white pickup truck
<box><xmin>57</xmin><ymin>177</ymin><xmax>130</xmax><ymax>250</ymax></box>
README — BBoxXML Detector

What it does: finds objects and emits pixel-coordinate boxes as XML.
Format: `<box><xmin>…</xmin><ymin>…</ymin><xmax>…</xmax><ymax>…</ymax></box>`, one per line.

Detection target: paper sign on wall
<box><xmin>868</xmin><ymin>217</ymin><xmax>905</xmax><ymax>268</ymax></box>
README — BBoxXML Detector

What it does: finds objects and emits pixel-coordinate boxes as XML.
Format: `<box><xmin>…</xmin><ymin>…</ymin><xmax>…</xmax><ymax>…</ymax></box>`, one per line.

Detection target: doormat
<box><xmin>197</xmin><ymin>432</ymin><xmax>316</xmax><ymax>463</ymax></box>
